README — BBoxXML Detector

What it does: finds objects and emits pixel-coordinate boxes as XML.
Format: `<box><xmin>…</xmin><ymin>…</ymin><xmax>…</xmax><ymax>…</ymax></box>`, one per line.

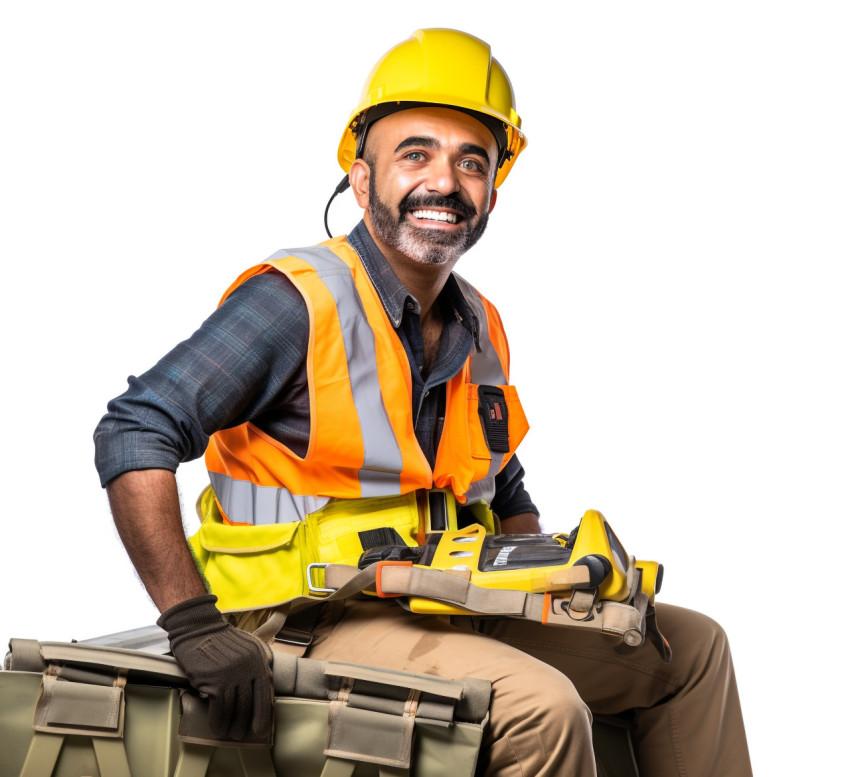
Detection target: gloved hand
<box><xmin>157</xmin><ymin>594</ymin><xmax>273</xmax><ymax>741</ymax></box>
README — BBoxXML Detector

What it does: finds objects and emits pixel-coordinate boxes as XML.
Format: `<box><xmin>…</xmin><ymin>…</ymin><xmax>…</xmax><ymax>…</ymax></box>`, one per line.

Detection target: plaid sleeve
<box><xmin>94</xmin><ymin>272</ymin><xmax>309</xmax><ymax>486</ymax></box>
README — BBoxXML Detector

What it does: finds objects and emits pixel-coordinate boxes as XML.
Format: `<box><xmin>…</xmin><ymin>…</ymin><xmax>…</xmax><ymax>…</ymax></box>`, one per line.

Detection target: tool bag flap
<box><xmin>271</xmin><ymin>653</ymin><xmax>491</xmax><ymax>770</ymax></box>
<box><xmin>5</xmin><ymin>639</ymin><xmax>186</xmax><ymax>739</ymax></box>
<box><xmin>273</xmin><ymin>652</ymin><xmax>491</xmax><ymax>723</ymax></box>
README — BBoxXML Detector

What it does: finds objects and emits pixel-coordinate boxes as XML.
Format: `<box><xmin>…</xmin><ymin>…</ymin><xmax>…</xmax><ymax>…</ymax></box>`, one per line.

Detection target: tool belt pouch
<box><xmin>1</xmin><ymin>635</ymin><xmax>491</xmax><ymax>777</ymax></box>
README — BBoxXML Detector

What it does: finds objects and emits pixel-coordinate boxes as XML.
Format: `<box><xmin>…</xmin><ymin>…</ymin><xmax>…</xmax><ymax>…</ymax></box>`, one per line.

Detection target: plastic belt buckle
<box><xmin>374</xmin><ymin>560</ymin><xmax>413</xmax><ymax>598</ymax></box>
<box><xmin>274</xmin><ymin>626</ymin><xmax>313</xmax><ymax>648</ymax></box>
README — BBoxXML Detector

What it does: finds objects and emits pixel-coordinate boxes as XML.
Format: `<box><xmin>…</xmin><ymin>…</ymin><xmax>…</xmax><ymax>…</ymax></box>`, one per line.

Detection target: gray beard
<box><xmin>368</xmin><ymin>176</ymin><xmax>489</xmax><ymax>266</ymax></box>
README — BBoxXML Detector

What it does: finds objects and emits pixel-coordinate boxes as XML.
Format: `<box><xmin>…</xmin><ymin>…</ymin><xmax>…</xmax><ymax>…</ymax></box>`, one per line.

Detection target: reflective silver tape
<box><xmin>454</xmin><ymin>275</ymin><xmax>507</xmax><ymax>386</ymax></box>
<box><xmin>358</xmin><ymin>467</ymin><xmax>403</xmax><ymax>498</ymax></box>
<box><xmin>271</xmin><ymin>247</ymin><xmax>404</xmax><ymax>496</ymax></box>
<box><xmin>465</xmin><ymin>474</ymin><xmax>497</xmax><ymax>506</ymax></box>
<box><xmin>454</xmin><ymin>275</ymin><xmax>508</xmax><ymax>501</ymax></box>
<box><xmin>208</xmin><ymin>471</ymin><xmax>329</xmax><ymax>525</ymax></box>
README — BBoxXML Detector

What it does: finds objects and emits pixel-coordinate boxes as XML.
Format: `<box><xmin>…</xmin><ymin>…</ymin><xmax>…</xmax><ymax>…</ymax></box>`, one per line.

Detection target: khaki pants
<box><xmin>301</xmin><ymin>599</ymin><xmax>752</xmax><ymax>777</ymax></box>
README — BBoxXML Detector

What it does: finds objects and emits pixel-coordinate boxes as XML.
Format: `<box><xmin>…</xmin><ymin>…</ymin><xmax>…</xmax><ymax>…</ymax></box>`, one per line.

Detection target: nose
<box><xmin>424</xmin><ymin>154</ymin><xmax>460</xmax><ymax>195</ymax></box>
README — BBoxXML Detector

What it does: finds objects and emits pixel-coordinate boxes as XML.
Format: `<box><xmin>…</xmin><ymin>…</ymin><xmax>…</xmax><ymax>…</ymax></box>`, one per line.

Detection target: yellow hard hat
<box><xmin>338</xmin><ymin>29</ymin><xmax>527</xmax><ymax>188</ymax></box>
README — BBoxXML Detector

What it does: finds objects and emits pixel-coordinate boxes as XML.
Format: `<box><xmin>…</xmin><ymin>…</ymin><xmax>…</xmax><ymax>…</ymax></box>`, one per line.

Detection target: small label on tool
<box><xmin>493</xmin><ymin>546</ymin><xmax>517</xmax><ymax>566</ymax></box>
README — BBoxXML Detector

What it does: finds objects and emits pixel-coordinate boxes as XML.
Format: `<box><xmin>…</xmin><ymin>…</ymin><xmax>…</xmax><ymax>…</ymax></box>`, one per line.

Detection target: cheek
<box><xmin>468</xmin><ymin>183</ymin><xmax>494</xmax><ymax>215</ymax></box>
<box><xmin>391</xmin><ymin>173</ymin><xmax>425</xmax><ymax>202</ymax></box>
<box><xmin>374</xmin><ymin>171</ymin><xmax>419</xmax><ymax>209</ymax></box>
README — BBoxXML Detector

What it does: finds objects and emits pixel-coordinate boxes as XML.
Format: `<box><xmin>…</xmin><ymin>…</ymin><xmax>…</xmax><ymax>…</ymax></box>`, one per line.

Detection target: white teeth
<box><xmin>412</xmin><ymin>210</ymin><xmax>458</xmax><ymax>224</ymax></box>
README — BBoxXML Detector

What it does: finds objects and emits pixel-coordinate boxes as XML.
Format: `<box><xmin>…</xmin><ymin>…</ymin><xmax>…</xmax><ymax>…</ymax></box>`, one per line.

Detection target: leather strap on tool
<box><xmin>249</xmin><ymin>547</ymin><xmax>671</xmax><ymax>664</ymax></box>
<box><xmin>266</xmin><ymin>561</ymin><xmax>671</xmax><ymax>661</ymax></box>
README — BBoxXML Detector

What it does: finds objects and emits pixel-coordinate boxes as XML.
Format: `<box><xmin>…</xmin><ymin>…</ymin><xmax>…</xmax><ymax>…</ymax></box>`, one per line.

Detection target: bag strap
<box><xmin>320</xmin><ymin>758</ymin><xmax>407</xmax><ymax>777</ymax></box>
<box><xmin>251</xmin><ymin>563</ymin><xmax>389</xmax><ymax>650</ymax></box>
<box><xmin>18</xmin><ymin>731</ymin><xmax>133</xmax><ymax>777</ymax></box>
<box><xmin>172</xmin><ymin>743</ymin><xmax>278</xmax><ymax>777</ymax></box>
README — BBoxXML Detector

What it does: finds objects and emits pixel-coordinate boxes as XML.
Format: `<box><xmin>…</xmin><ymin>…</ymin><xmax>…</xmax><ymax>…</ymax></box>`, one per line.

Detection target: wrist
<box><xmin>499</xmin><ymin>512</ymin><xmax>542</xmax><ymax>534</ymax></box>
<box><xmin>157</xmin><ymin>594</ymin><xmax>224</xmax><ymax>641</ymax></box>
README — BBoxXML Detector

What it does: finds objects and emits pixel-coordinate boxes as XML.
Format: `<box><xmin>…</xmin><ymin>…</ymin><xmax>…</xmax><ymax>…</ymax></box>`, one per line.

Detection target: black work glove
<box><xmin>157</xmin><ymin>594</ymin><xmax>273</xmax><ymax>741</ymax></box>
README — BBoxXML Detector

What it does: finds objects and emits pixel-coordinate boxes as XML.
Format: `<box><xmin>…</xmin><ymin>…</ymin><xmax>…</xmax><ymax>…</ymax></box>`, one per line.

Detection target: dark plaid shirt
<box><xmin>94</xmin><ymin>221</ymin><xmax>537</xmax><ymax>519</ymax></box>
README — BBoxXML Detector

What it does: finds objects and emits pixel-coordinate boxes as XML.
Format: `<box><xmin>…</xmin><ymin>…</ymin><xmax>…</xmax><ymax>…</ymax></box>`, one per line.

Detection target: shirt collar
<box><xmin>346</xmin><ymin>220</ymin><xmax>480</xmax><ymax>347</ymax></box>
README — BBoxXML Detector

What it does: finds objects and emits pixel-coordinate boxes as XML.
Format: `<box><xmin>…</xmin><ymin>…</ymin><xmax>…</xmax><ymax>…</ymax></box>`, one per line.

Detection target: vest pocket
<box><xmin>191</xmin><ymin>519</ymin><xmax>305</xmax><ymax>612</ymax></box>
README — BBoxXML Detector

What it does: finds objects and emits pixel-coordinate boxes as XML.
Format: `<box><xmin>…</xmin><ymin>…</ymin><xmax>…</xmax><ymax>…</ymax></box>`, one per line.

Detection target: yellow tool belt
<box><xmin>188</xmin><ymin>487</ymin><xmax>497</xmax><ymax>613</ymax></box>
<box><xmin>189</xmin><ymin>491</ymin><xmax>670</xmax><ymax>661</ymax></box>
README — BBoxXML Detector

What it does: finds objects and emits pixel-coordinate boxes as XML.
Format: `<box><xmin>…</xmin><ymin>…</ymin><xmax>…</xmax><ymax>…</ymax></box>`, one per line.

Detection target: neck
<box><xmin>363</xmin><ymin>215</ymin><xmax>458</xmax><ymax>318</ymax></box>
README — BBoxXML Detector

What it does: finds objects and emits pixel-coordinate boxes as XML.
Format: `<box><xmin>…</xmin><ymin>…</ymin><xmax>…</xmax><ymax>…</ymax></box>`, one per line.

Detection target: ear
<box><xmin>487</xmin><ymin>188</ymin><xmax>498</xmax><ymax>214</ymax></box>
<box><xmin>349</xmin><ymin>158</ymin><xmax>371</xmax><ymax>210</ymax></box>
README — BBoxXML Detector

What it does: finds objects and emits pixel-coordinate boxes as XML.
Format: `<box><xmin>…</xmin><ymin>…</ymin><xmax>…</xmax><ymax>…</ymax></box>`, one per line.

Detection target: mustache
<box><xmin>398</xmin><ymin>193</ymin><xmax>476</xmax><ymax>220</ymax></box>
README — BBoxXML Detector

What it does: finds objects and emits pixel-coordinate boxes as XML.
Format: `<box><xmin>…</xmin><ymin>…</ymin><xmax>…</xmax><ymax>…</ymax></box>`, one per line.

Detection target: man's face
<box><xmin>358</xmin><ymin>107</ymin><xmax>499</xmax><ymax>267</ymax></box>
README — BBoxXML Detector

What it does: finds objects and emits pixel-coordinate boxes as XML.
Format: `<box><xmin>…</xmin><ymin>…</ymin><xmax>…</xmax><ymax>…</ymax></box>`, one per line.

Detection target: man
<box><xmin>95</xmin><ymin>29</ymin><xmax>751</xmax><ymax>776</ymax></box>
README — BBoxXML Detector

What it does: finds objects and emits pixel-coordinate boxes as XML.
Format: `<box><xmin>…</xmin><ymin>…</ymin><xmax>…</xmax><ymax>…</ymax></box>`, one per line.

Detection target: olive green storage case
<box><xmin>1</xmin><ymin>636</ymin><xmax>491</xmax><ymax>777</ymax></box>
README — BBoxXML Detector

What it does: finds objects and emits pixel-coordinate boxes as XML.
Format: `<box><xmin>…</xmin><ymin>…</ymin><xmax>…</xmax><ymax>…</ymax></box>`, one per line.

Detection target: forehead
<box><xmin>365</xmin><ymin>107</ymin><xmax>498</xmax><ymax>160</ymax></box>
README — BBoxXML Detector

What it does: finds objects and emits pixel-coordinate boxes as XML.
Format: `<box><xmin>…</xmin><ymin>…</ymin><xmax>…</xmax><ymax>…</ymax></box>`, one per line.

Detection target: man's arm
<box><xmin>96</xmin><ymin>274</ymin><xmax>310</xmax><ymax>741</ymax></box>
<box><xmin>106</xmin><ymin>469</ymin><xmax>207</xmax><ymax>610</ymax></box>
<box><xmin>94</xmin><ymin>272</ymin><xmax>311</xmax><ymax>489</ymax></box>
<box><xmin>499</xmin><ymin>512</ymin><xmax>543</xmax><ymax>534</ymax></box>
<box><xmin>491</xmin><ymin>455</ymin><xmax>542</xmax><ymax>533</ymax></box>
<box><xmin>107</xmin><ymin>468</ymin><xmax>273</xmax><ymax>741</ymax></box>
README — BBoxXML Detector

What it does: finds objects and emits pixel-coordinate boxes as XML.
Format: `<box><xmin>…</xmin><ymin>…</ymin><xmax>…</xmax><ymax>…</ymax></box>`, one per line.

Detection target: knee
<box><xmin>659</xmin><ymin>604</ymin><xmax>733</xmax><ymax>676</ymax></box>
<box><xmin>492</xmin><ymin>660</ymin><xmax>591</xmax><ymax>733</ymax></box>
<box><xmin>485</xmin><ymin>662</ymin><xmax>594</xmax><ymax>774</ymax></box>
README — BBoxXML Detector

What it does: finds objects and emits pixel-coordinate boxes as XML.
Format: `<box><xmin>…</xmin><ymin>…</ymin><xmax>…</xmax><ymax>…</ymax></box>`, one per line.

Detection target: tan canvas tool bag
<box><xmin>0</xmin><ymin>636</ymin><xmax>491</xmax><ymax>777</ymax></box>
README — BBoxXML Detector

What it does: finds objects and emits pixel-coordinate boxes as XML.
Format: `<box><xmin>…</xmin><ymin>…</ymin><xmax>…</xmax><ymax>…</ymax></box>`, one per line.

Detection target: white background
<box><xmin>2</xmin><ymin>2</ymin><xmax>848</xmax><ymax>773</ymax></box>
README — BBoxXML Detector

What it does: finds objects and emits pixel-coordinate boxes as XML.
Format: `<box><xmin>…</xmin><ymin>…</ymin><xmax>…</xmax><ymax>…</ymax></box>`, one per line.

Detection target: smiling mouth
<box><xmin>409</xmin><ymin>209</ymin><xmax>460</xmax><ymax>224</ymax></box>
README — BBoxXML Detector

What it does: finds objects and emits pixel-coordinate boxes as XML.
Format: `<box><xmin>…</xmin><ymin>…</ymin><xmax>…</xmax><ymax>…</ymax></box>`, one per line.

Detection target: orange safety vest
<box><xmin>189</xmin><ymin>237</ymin><xmax>529</xmax><ymax>611</ymax></box>
<box><xmin>205</xmin><ymin>236</ymin><xmax>528</xmax><ymax>524</ymax></box>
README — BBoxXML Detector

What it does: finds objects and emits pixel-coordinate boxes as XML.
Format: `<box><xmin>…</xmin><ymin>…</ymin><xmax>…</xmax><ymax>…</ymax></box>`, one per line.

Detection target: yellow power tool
<box><xmin>311</xmin><ymin>510</ymin><xmax>670</xmax><ymax>659</ymax></box>
<box><xmin>358</xmin><ymin>509</ymin><xmax>663</xmax><ymax>616</ymax></box>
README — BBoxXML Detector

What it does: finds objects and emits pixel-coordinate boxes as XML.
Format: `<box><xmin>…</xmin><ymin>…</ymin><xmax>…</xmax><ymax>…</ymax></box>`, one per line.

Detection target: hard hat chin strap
<box><xmin>324</xmin><ymin>175</ymin><xmax>351</xmax><ymax>239</ymax></box>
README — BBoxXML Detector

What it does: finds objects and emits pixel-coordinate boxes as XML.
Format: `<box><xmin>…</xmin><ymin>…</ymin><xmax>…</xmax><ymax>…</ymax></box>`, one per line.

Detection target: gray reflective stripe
<box><xmin>465</xmin><ymin>475</ymin><xmax>497</xmax><ymax>505</ymax></box>
<box><xmin>454</xmin><ymin>276</ymin><xmax>508</xmax><ymax>498</ymax></box>
<box><xmin>358</xmin><ymin>468</ymin><xmax>402</xmax><ymax>498</ymax></box>
<box><xmin>476</xmin><ymin>450</ymin><xmax>504</xmax><ymax>498</ymax></box>
<box><xmin>454</xmin><ymin>275</ymin><xmax>508</xmax><ymax>386</ymax></box>
<box><xmin>270</xmin><ymin>247</ymin><xmax>403</xmax><ymax>497</ymax></box>
<box><xmin>209</xmin><ymin>472</ymin><xmax>329</xmax><ymax>525</ymax></box>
